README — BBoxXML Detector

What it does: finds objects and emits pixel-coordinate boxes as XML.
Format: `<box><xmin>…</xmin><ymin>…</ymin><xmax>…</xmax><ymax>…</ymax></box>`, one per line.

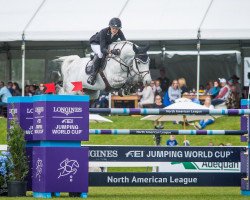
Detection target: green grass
<box><xmin>0</xmin><ymin>117</ymin><xmax>7</xmax><ymax>144</ymax></box>
<box><xmin>1</xmin><ymin>116</ymin><xmax>243</xmax><ymax>146</ymax></box>
<box><xmin>0</xmin><ymin>116</ymin><xmax>247</xmax><ymax>199</ymax></box>
<box><xmin>0</xmin><ymin>187</ymin><xmax>250</xmax><ymax>200</ymax></box>
<box><xmin>87</xmin><ymin>115</ymin><xmax>244</xmax><ymax>146</ymax></box>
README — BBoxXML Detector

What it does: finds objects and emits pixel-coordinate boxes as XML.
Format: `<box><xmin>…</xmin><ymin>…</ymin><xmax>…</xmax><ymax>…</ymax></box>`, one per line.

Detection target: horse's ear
<box><xmin>133</xmin><ymin>44</ymin><xmax>139</xmax><ymax>54</ymax></box>
<box><xmin>143</xmin><ymin>45</ymin><xmax>150</xmax><ymax>52</ymax></box>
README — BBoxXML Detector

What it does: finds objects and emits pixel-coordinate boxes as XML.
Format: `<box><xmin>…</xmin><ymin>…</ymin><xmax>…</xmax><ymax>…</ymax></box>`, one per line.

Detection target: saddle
<box><xmin>85</xmin><ymin>55</ymin><xmax>114</xmax><ymax>91</ymax></box>
<box><xmin>85</xmin><ymin>48</ymin><xmax>122</xmax><ymax>90</ymax></box>
<box><xmin>85</xmin><ymin>56</ymin><xmax>106</xmax><ymax>76</ymax></box>
<box><xmin>85</xmin><ymin>48</ymin><xmax>120</xmax><ymax>76</ymax></box>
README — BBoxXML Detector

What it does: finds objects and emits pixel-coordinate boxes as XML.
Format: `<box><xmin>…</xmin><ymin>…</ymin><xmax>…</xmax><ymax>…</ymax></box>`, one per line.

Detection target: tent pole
<box><xmin>196</xmin><ymin>30</ymin><xmax>201</xmax><ymax>100</ymax></box>
<box><xmin>21</xmin><ymin>0</ymin><xmax>46</xmax><ymax>96</ymax></box>
<box><xmin>196</xmin><ymin>0</ymin><xmax>213</xmax><ymax>100</ymax></box>
<box><xmin>21</xmin><ymin>33</ymin><xmax>25</xmax><ymax>97</ymax></box>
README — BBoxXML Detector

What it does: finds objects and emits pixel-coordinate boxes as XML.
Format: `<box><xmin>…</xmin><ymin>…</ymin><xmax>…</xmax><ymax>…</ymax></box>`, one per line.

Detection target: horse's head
<box><xmin>106</xmin><ymin>41</ymin><xmax>152</xmax><ymax>94</ymax></box>
<box><xmin>132</xmin><ymin>44</ymin><xmax>152</xmax><ymax>85</ymax></box>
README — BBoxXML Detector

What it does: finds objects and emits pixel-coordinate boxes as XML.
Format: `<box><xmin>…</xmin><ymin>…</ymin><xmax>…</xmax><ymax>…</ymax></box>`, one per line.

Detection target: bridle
<box><xmin>107</xmin><ymin>42</ymin><xmax>150</xmax><ymax>81</ymax></box>
<box><xmin>133</xmin><ymin>56</ymin><xmax>150</xmax><ymax>81</ymax></box>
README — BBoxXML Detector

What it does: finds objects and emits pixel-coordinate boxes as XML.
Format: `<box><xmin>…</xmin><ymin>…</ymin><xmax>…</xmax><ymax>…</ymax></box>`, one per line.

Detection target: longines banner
<box><xmin>32</xmin><ymin>95</ymin><xmax>89</xmax><ymax>141</ymax></box>
<box><xmin>89</xmin><ymin>172</ymin><xmax>241</xmax><ymax>187</ymax></box>
<box><xmin>88</xmin><ymin>146</ymin><xmax>245</xmax><ymax>162</ymax></box>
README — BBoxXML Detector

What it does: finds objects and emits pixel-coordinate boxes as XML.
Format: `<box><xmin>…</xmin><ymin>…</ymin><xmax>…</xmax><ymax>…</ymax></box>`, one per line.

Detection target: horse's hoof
<box><xmin>118</xmin><ymin>90</ymin><xmax>123</xmax><ymax>97</ymax></box>
<box><xmin>87</xmin><ymin>76</ymin><xmax>96</xmax><ymax>85</ymax></box>
<box><xmin>85</xmin><ymin>65</ymin><xmax>93</xmax><ymax>75</ymax></box>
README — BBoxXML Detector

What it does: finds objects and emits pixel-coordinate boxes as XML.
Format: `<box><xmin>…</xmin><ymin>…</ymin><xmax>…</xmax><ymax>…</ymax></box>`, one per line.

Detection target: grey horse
<box><xmin>57</xmin><ymin>41</ymin><xmax>152</xmax><ymax>99</ymax></box>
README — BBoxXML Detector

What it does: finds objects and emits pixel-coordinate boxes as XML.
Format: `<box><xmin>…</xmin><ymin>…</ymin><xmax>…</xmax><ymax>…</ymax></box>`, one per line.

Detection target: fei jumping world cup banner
<box><xmin>88</xmin><ymin>146</ymin><xmax>244</xmax><ymax>187</ymax></box>
<box><xmin>88</xmin><ymin>146</ymin><xmax>243</xmax><ymax>173</ymax></box>
<box><xmin>88</xmin><ymin>146</ymin><xmax>244</xmax><ymax>162</ymax></box>
<box><xmin>33</xmin><ymin>95</ymin><xmax>89</xmax><ymax>141</ymax></box>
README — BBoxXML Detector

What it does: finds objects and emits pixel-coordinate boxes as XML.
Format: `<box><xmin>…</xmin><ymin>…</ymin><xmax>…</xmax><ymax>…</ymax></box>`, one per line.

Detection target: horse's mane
<box><xmin>109</xmin><ymin>41</ymin><xmax>134</xmax><ymax>49</ymax></box>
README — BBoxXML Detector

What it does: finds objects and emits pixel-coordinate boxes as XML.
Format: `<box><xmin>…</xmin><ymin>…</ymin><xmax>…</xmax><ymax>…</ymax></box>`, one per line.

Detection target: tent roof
<box><xmin>1</xmin><ymin>0</ymin><xmax>250</xmax><ymax>41</ymax></box>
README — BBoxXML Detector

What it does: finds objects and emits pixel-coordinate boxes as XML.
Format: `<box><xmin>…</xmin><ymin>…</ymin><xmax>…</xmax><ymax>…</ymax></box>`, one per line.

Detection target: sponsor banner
<box><xmin>88</xmin><ymin>146</ymin><xmax>245</xmax><ymax>162</ymax></box>
<box><xmin>89</xmin><ymin>172</ymin><xmax>241</xmax><ymax>187</ymax></box>
<box><xmin>7</xmin><ymin>99</ymin><xmax>33</xmax><ymax>141</ymax></box>
<box><xmin>32</xmin><ymin>147</ymin><xmax>88</xmax><ymax>192</ymax></box>
<box><xmin>33</xmin><ymin>100</ymin><xmax>89</xmax><ymax>141</ymax></box>
<box><xmin>158</xmin><ymin>162</ymin><xmax>240</xmax><ymax>173</ymax></box>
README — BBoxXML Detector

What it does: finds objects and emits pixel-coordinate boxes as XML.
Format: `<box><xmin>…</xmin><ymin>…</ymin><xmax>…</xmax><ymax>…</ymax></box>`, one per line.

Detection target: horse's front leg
<box><xmin>111</xmin><ymin>76</ymin><xmax>126</xmax><ymax>88</ymax></box>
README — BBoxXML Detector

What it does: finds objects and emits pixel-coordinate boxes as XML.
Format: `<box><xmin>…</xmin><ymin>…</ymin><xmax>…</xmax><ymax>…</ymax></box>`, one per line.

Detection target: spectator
<box><xmin>199</xmin><ymin>85</ymin><xmax>205</xmax><ymax>93</ymax></box>
<box><xmin>153</xmin><ymin>80</ymin><xmax>162</xmax><ymax>97</ymax></box>
<box><xmin>157</xmin><ymin>68</ymin><xmax>170</xmax><ymax>92</ymax></box>
<box><xmin>163</xmin><ymin>90</ymin><xmax>171</xmax><ymax>107</ymax></box>
<box><xmin>150</xmin><ymin>80</ymin><xmax>155</xmax><ymax>92</ymax></box>
<box><xmin>230</xmin><ymin>74</ymin><xmax>241</xmax><ymax>98</ymax></box>
<box><xmin>153</xmin><ymin>95</ymin><xmax>164</xmax><ymax>108</ymax></box>
<box><xmin>35</xmin><ymin>83</ymin><xmax>45</xmax><ymax>95</ymax></box>
<box><xmin>210</xmin><ymin>80</ymin><xmax>220</xmax><ymax>98</ymax></box>
<box><xmin>178</xmin><ymin>78</ymin><xmax>188</xmax><ymax>95</ymax></box>
<box><xmin>226</xmin><ymin>85</ymin><xmax>239</xmax><ymax>109</ymax></box>
<box><xmin>153</xmin><ymin>95</ymin><xmax>164</xmax><ymax>129</ymax></box>
<box><xmin>7</xmin><ymin>81</ymin><xmax>14</xmax><ymax>95</ymax></box>
<box><xmin>0</xmin><ymin>81</ymin><xmax>12</xmax><ymax>104</ymax></box>
<box><xmin>24</xmin><ymin>85</ymin><xmax>32</xmax><ymax>96</ymax></box>
<box><xmin>95</xmin><ymin>90</ymin><xmax>109</xmax><ymax>108</ymax></box>
<box><xmin>211</xmin><ymin>78</ymin><xmax>230</xmax><ymax>106</ymax></box>
<box><xmin>29</xmin><ymin>85</ymin><xmax>37</xmax><ymax>96</ymax></box>
<box><xmin>219</xmin><ymin>143</ymin><xmax>224</xmax><ymax>146</ymax></box>
<box><xmin>12</xmin><ymin>82</ymin><xmax>22</xmax><ymax>96</ymax></box>
<box><xmin>194</xmin><ymin>97</ymin><xmax>215</xmax><ymax>129</ymax></box>
<box><xmin>206</xmin><ymin>81</ymin><xmax>214</xmax><ymax>94</ymax></box>
<box><xmin>166</xmin><ymin>135</ymin><xmax>178</xmax><ymax>146</ymax></box>
<box><xmin>137</xmin><ymin>83</ymin><xmax>154</xmax><ymax>108</ymax></box>
<box><xmin>168</xmin><ymin>80</ymin><xmax>181</xmax><ymax>103</ymax></box>
<box><xmin>152</xmin><ymin>95</ymin><xmax>164</xmax><ymax>146</ymax></box>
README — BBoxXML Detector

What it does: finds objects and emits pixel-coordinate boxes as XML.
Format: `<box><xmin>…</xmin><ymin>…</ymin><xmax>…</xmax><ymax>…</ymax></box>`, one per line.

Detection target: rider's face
<box><xmin>110</xmin><ymin>27</ymin><xmax>119</xmax><ymax>35</ymax></box>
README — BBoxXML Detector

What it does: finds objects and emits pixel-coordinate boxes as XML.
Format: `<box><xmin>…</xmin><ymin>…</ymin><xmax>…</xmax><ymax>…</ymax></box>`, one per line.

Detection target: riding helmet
<box><xmin>109</xmin><ymin>18</ymin><xmax>122</xmax><ymax>29</ymax></box>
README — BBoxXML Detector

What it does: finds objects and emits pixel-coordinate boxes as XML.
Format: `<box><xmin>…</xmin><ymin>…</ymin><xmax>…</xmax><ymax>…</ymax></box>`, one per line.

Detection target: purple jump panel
<box><xmin>33</xmin><ymin>95</ymin><xmax>89</xmax><ymax>141</ymax></box>
<box><xmin>32</xmin><ymin>147</ymin><xmax>88</xmax><ymax>193</ymax></box>
<box><xmin>7</xmin><ymin>96</ymin><xmax>33</xmax><ymax>141</ymax></box>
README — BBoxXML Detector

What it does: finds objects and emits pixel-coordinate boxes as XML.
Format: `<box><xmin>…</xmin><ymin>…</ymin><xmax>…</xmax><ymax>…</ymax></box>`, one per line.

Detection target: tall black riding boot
<box><xmin>87</xmin><ymin>56</ymin><xmax>102</xmax><ymax>85</ymax></box>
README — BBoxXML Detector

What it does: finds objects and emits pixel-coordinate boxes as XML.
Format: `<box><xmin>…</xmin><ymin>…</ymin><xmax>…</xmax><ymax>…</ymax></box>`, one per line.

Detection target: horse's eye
<box><xmin>137</xmin><ymin>61</ymin><xmax>140</xmax><ymax>64</ymax></box>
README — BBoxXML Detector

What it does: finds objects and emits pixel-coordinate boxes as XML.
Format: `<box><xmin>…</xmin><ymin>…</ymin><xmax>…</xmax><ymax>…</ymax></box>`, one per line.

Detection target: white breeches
<box><xmin>91</xmin><ymin>44</ymin><xmax>103</xmax><ymax>58</ymax></box>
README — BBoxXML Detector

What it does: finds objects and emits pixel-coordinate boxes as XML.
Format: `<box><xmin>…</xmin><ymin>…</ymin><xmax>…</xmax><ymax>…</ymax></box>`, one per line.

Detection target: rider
<box><xmin>88</xmin><ymin>17</ymin><xmax>126</xmax><ymax>85</ymax></box>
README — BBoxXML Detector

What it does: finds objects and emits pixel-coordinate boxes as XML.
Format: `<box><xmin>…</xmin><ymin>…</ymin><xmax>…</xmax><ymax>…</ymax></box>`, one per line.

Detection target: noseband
<box><xmin>107</xmin><ymin>43</ymin><xmax>150</xmax><ymax>81</ymax></box>
<box><xmin>134</xmin><ymin>56</ymin><xmax>150</xmax><ymax>80</ymax></box>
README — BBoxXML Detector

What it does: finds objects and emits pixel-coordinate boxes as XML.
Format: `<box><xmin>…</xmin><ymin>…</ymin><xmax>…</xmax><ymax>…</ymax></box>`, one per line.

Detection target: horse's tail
<box><xmin>57</xmin><ymin>55</ymin><xmax>80</xmax><ymax>76</ymax></box>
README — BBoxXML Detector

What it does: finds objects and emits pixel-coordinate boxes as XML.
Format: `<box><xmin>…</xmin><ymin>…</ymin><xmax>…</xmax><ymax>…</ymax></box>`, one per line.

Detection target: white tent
<box><xmin>1</xmin><ymin>0</ymin><xmax>250</xmax><ymax>41</ymax></box>
<box><xmin>1</xmin><ymin>0</ymin><xmax>250</xmax><ymax>95</ymax></box>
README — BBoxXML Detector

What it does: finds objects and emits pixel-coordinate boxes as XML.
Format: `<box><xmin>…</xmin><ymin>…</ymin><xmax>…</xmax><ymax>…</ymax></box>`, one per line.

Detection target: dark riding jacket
<box><xmin>90</xmin><ymin>27</ymin><xmax>126</xmax><ymax>55</ymax></box>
